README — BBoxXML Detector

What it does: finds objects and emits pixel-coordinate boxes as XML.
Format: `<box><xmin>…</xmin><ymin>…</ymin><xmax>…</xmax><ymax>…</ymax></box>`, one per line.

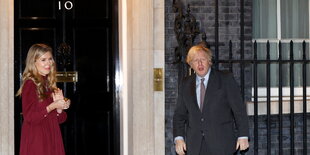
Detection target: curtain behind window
<box><xmin>253</xmin><ymin>0</ymin><xmax>310</xmax><ymax>87</ymax></box>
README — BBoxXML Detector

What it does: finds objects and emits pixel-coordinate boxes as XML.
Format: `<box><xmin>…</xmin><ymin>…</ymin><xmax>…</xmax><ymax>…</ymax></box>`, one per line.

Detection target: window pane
<box><xmin>280</xmin><ymin>63</ymin><xmax>305</xmax><ymax>87</ymax></box>
<box><xmin>305</xmin><ymin>43</ymin><xmax>310</xmax><ymax>86</ymax></box>
<box><xmin>280</xmin><ymin>43</ymin><xmax>309</xmax><ymax>86</ymax></box>
<box><xmin>281</xmin><ymin>43</ymin><xmax>305</xmax><ymax>60</ymax></box>
<box><xmin>307</xmin><ymin>64</ymin><xmax>310</xmax><ymax>86</ymax></box>
<box><xmin>281</xmin><ymin>0</ymin><xmax>309</xmax><ymax>38</ymax></box>
<box><xmin>256</xmin><ymin>42</ymin><xmax>279</xmax><ymax>60</ymax></box>
<box><xmin>256</xmin><ymin>43</ymin><xmax>279</xmax><ymax>87</ymax></box>
<box><xmin>256</xmin><ymin>64</ymin><xmax>280</xmax><ymax>87</ymax></box>
<box><xmin>253</xmin><ymin>0</ymin><xmax>277</xmax><ymax>39</ymax></box>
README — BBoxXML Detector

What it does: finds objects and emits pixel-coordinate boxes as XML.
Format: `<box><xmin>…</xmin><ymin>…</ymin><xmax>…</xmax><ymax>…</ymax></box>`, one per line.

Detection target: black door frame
<box><xmin>13</xmin><ymin>0</ymin><xmax>120</xmax><ymax>154</ymax></box>
<box><xmin>112</xmin><ymin>0</ymin><xmax>120</xmax><ymax>154</ymax></box>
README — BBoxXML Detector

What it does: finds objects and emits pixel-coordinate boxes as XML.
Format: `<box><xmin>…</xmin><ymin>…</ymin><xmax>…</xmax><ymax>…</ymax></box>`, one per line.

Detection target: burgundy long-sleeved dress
<box><xmin>20</xmin><ymin>79</ymin><xmax>67</xmax><ymax>155</ymax></box>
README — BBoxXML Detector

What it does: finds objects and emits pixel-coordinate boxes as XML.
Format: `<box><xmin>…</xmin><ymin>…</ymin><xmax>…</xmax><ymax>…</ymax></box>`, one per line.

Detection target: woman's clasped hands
<box><xmin>47</xmin><ymin>88</ymin><xmax>71</xmax><ymax>113</ymax></box>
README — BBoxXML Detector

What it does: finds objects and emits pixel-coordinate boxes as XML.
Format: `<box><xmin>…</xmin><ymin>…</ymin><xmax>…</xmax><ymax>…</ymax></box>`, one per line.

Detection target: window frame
<box><xmin>250</xmin><ymin>0</ymin><xmax>310</xmax><ymax>115</ymax></box>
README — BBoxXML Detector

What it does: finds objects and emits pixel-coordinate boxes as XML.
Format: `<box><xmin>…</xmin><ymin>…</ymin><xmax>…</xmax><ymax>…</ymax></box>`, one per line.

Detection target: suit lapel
<box><xmin>188</xmin><ymin>75</ymin><xmax>200</xmax><ymax>112</ymax></box>
<box><xmin>203</xmin><ymin>70</ymin><xmax>220</xmax><ymax>112</ymax></box>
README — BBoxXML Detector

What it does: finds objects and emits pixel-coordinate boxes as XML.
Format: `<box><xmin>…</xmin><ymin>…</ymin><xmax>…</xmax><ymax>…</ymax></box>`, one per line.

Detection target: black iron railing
<box><xmin>216</xmin><ymin>40</ymin><xmax>310</xmax><ymax>155</ymax></box>
<box><xmin>171</xmin><ymin>0</ymin><xmax>310</xmax><ymax>154</ymax></box>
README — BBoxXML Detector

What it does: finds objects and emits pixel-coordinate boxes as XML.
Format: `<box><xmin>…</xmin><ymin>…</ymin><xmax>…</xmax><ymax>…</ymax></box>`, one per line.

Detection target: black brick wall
<box><xmin>165</xmin><ymin>0</ymin><xmax>179</xmax><ymax>154</ymax></box>
<box><xmin>247</xmin><ymin>114</ymin><xmax>310</xmax><ymax>155</ymax></box>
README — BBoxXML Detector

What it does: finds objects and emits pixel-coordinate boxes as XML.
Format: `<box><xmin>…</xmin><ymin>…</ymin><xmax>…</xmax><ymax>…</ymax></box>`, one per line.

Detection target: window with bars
<box><xmin>253</xmin><ymin>0</ymin><xmax>310</xmax><ymax>87</ymax></box>
<box><xmin>251</xmin><ymin>0</ymin><xmax>310</xmax><ymax>107</ymax></box>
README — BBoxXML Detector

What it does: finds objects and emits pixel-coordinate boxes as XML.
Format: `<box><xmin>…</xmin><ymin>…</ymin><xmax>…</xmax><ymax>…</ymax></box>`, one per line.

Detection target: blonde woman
<box><xmin>16</xmin><ymin>43</ymin><xmax>70</xmax><ymax>155</ymax></box>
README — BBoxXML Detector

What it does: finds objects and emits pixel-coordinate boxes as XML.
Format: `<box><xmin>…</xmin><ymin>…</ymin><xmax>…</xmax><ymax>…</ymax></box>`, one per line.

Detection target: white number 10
<box><xmin>58</xmin><ymin>1</ymin><xmax>73</xmax><ymax>10</ymax></box>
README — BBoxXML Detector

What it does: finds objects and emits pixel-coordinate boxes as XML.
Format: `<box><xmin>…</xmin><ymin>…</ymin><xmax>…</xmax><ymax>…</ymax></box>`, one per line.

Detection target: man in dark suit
<box><xmin>173</xmin><ymin>45</ymin><xmax>249</xmax><ymax>155</ymax></box>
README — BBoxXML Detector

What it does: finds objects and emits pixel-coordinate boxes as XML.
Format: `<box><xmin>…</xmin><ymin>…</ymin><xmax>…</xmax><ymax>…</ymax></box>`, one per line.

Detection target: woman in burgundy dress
<box><xmin>16</xmin><ymin>43</ymin><xmax>71</xmax><ymax>155</ymax></box>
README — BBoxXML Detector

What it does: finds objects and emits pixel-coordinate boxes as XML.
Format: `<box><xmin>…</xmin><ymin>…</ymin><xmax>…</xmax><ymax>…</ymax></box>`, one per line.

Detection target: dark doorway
<box><xmin>14</xmin><ymin>0</ymin><xmax>120</xmax><ymax>155</ymax></box>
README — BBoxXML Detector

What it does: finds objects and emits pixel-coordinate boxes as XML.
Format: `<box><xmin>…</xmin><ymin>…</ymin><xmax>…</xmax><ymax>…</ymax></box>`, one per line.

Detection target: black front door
<box><xmin>14</xmin><ymin>0</ymin><xmax>119</xmax><ymax>155</ymax></box>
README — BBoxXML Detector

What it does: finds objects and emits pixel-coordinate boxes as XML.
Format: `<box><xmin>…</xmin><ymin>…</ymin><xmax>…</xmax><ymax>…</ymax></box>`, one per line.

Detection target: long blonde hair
<box><xmin>16</xmin><ymin>43</ymin><xmax>57</xmax><ymax>100</ymax></box>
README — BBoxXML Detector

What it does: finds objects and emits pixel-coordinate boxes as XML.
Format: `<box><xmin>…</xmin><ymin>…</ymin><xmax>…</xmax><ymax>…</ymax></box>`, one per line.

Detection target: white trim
<box><xmin>252</xmin><ymin>39</ymin><xmax>310</xmax><ymax>43</ymax></box>
<box><xmin>247</xmin><ymin>99</ymin><xmax>310</xmax><ymax>115</ymax></box>
<box><xmin>251</xmin><ymin>87</ymin><xmax>310</xmax><ymax>102</ymax></box>
<box><xmin>0</xmin><ymin>0</ymin><xmax>15</xmax><ymax>154</ymax></box>
<box><xmin>277</xmin><ymin>0</ymin><xmax>281</xmax><ymax>40</ymax></box>
<box><xmin>119</xmin><ymin>0</ymin><xmax>127</xmax><ymax>155</ymax></box>
<box><xmin>248</xmin><ymin>87</ymin><xmax>310</xmax><ymax>115</ymax></box>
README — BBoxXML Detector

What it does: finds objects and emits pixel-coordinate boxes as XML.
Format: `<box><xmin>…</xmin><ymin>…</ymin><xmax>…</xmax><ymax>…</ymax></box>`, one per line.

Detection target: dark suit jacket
<box><xmin>173</xmin><ymin>69</ymin><xmax>249</xmax><ymax>155</ymax></box>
